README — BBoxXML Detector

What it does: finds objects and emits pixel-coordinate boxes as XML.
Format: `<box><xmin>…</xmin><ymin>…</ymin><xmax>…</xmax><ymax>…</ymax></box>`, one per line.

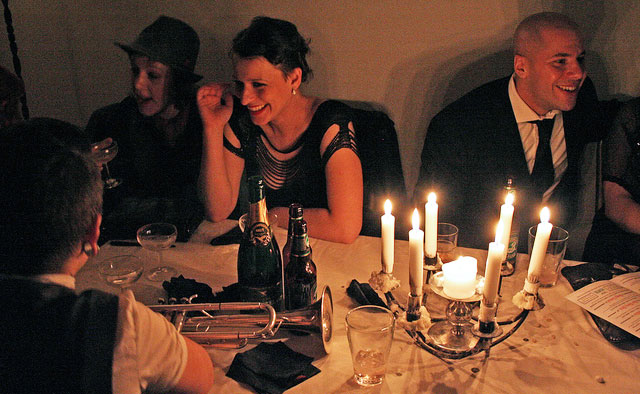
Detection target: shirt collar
<box><xmin>32</xmin><ymin>273</ymin><xmax>76</xmax><ymax>289</ymax></box>
<box><xmin>508</xmin><ymin>74</ymin><xmax>560</xmax><ymax>123</ymax></box>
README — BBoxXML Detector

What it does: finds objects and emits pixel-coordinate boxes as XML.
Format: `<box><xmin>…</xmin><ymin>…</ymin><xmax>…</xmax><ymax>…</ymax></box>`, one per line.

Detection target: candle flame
<box><xmin>384</xmin><ymin>199</ymin><xmax>392</xmax><ymax>215</ymax></box>
<box><xmin>540</xmin><ymin>207</ymin><xmax>550</xmax><ymax>223</ymax></box>
<box><xmin>427</xmin><ymin>192</ymin><xmax>436</xmax><ymax>204</ymax></box>
<box><xmin>412</xmin><ymin>208</ymin><xmax>420</xmax><ymax>230</ymax></box>
<box><xmin>505</xmin><ymin>192</ymin><xmax>514</xmax><ymax>206</ymax></box>
<box><xmin>495</xmin><ymin>220</ymin><xmax>504</xmax><ymax>243</ymax></box>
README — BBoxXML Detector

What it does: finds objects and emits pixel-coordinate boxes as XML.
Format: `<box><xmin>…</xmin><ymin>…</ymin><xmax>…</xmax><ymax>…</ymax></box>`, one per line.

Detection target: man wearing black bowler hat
<box><xmin>86</xmin><ymin>16</ymin><xmax>205</xmax><ymax>243</ymax></box>
<box><xmin>415</xmin><ymin>12</ymin><xmax>616</xmax><ymax>254</ymax></box>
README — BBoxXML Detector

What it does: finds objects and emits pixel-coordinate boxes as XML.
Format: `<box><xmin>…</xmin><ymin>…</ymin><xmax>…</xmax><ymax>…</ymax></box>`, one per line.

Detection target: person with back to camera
<box><xmin>85</xmin><ymin>15</ymin><xmax>205</xmax><ymax>243</ymax></box>
<box><xmin>0</xmin><ymin>118</ymin><xmax>214</xmax><ymax>394</ymax></box>
<box><xmin>414</xmin><ymin>12</ymin><xmax>614</xmax><ymax>254</ymax></box>
<box><xmin>198</xmin><ymin>16</ymin><xmax>363</xmax><ymax>244</ymax></box>
<box><xmin>583</xmin><ymin>97</ymin><xmax>640</xmax><ymax>267</ymax></box>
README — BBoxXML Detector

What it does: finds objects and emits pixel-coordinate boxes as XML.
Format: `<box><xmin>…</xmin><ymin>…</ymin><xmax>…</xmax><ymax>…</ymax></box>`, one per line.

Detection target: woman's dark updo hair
<box><xmin>232</xmin><ymin>16</ymin><xmax>313</xmax><ymax>82</ymax></box>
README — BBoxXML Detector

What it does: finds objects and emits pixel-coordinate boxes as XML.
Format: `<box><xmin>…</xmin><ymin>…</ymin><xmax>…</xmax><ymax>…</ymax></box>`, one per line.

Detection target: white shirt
<box><xmin>508</xmin><ymin>75</ymin><xmax>568</xmax><ymax>201</ymax></box>
<box><xmin>34</xmin><ymin>274</ymin><xmax>188</xmax><ymax>394</ymax></box>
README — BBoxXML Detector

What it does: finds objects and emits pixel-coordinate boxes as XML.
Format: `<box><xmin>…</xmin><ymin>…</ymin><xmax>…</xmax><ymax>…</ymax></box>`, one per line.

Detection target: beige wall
<box><xmin>2</xmin><ymin>0</ymin><xmax>639</xmax><ymax>252</ymax></box>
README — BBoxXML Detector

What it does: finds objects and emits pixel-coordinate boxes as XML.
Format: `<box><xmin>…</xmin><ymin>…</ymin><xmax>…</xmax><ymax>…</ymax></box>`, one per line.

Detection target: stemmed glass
<box><xmin>91</xmin><ymin>138</ymin><xmax>121</xmax><ymax>189</ymax></box>
<box><xmin>99</xmin><ymin>255</ymin><xmax>144</xmax><ymax>292</ymax></box>
<box><xmin>137</xmin><ymin>223</ymin><xmax>178</xmax><ymax>282</ymax></box>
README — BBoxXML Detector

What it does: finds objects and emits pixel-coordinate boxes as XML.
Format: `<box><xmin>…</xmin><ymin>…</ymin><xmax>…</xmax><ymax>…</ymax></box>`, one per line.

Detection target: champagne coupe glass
<box><xmin>137</xmin><ymin>223</ymin><xmax>178</xmax><ymax>282</ymax></box>
<box><xmin>91</xmin><ymin>138</ymin><xmax>121</xmax><ymax>189</ymax></box>
<box><xmin>98</xmin><ymin>255</ymin><xmax>144</xmax><ymax>292</ymax></box>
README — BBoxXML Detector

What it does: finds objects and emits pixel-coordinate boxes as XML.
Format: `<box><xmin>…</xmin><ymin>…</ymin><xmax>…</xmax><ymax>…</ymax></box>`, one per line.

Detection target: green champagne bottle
<box><xmin>237</xmin><ymin>175</ymin><xmax>283</xmax><ymax>310</ymax></box>
<box><xmin>284</xmin><ymin>218</ymin><xmax>317</xmax><ymax>310</ymax></box>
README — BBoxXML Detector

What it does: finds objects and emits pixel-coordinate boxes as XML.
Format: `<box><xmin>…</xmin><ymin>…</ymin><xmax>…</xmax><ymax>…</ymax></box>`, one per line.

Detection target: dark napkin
<box><xmin>562</xmin><ymin>263</ymin><xmax>640</xmax><ymax>350</ymax></box>
<box><xmin>226</xmin><ymin>341</ymin><xmax>320</xmax><ymax>394</ymax></box>
<box><xmin>346</xmin><ymin>279</ymin><xmax>388</xmax><ymax>308</ymax></box>
<box><xmin>162</xmin><ymin>276</ymin><xmax>271</xmax><ymax>304</ymax></box>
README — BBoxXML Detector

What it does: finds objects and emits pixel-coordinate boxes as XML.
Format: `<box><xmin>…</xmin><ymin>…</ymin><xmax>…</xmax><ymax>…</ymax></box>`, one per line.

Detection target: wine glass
<box><xmin>98</xmin><ymin>255</ymin><xmax>143</xmax><ymax>292</ymax></box>
<box><xmin>91</xmin><ymin>138</ymin><xmax>121</xmax><ymax>189</ymax></box>
<box><xmin>137</xmin><ymin>223</ymin><xmax>178</xmax><ymax>282</ymax></box>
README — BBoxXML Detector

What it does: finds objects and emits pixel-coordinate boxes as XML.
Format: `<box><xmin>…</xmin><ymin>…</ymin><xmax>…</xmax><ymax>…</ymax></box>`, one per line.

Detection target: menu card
<box><xmin>566</xmin><ymin>272</ymin><xmax>640</xmax><ymax>338</ymax></box>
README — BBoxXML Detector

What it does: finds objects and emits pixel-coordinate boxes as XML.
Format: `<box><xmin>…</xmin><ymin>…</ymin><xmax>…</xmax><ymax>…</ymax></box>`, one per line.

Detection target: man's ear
<box><xmin>514</xmin><ymin>55</ymin><xmax>527</xmax><ymax>78</ymax></box>
<box><xmin>85</xmin><ymin>214</ymin><xmax>102</xmax><ymax>256</ymax></box>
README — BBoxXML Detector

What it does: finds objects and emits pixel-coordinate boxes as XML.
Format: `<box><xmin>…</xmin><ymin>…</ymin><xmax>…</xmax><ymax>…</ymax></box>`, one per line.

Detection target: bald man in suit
<box><xmin>415</xmin><ymin>12</ymin><xmax>613</xmax><ymax>254</ymax></box>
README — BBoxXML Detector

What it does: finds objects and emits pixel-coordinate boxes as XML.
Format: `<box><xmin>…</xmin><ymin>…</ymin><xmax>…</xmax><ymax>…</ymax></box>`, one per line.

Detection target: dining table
<box><xmin>76</xmin><ymin>219</ymin><xmax>640</xmax><ymax>394</ymax></box>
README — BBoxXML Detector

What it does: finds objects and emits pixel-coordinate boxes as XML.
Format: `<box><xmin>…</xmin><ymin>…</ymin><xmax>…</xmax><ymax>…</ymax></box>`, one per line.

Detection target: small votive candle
<box><xmin>442</xmin><ymin>256</ymin><xmax>478</xmax><ymax>299</ymax></box>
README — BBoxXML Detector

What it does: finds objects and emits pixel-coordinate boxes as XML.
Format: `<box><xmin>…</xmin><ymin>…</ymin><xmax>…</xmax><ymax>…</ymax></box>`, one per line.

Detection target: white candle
<box><xmin>381</xmin><ymin>199</ymin><xmax>395</xmax><ymax>273</ymax></box>
<box><xmin>424</xmin><ymin>192</ymin><xmax>438</xmax><ymax>258</ymax></box>
<box><xmin>498</xmin><ymin>193</ymin><xmax>514</xmax><ymax>260</ymax></box>
<box><xmin>528</xmin><ymin>207</ymin><xmax>552</xmax><ymax>279</ymax></box>
<box><xmin>442</xmin><ymin>256</ymin><xmax>478</xmax><ymax>299</ymax></box>
<box><xmin>409</xmin><ymin>209</ymin><xmax>424</xmax><ymax>295</ymax></box>
<box><xmin>484</xmin><ymin>222</ymin><xmax>505</xmax><ymax>306</ymax></box>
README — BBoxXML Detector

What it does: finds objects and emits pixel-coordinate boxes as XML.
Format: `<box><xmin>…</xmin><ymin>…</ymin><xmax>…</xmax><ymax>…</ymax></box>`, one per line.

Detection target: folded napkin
<box><xmin>346</xmin><ymin>279</ymin><xmax>388</xmax><ymax>308</ymax></box>
<box><xmin>163</xmin><ymin>276</ymin><xmax>270</xmax><ymax>304</ymax></box>
<box><xmin>226</xmin><ymin>341</ymin><xmax>320</xmax><ymax>394</ymax></box>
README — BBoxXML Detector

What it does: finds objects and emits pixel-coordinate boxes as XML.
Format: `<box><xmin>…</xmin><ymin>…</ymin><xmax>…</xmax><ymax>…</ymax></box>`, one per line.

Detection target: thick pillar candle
<box><xmin>424</xmin><ymin>192</ymin><xmax>438</xmax><ymax>258</ymax></box>
<box><xmin>381</xmin><ymin>199</ymin><xmax>395</xmax><ymax>273</ymax></box>
<box><xmin>409</xmin><ymin>209</ymin><xmax>424</xmax><ymax>295</ymax></box>
<box><xmin>528</xmin><ymin>207</ymin><xmax>552</xmax><ymax>279</ymax></box>
<box><xmin>484</xmin><ymin>222</ymin><xmax>505</xmax><ymax>305</ymax></box>
<box><xmin>498</xmin><ymin>193</ymin><xmax>514</xmax><ymax>260</ymax></box>
<box><xmin>442</xmin><ymin>256</ymin><xmax>478</xmax><ymax>299</ymax></box>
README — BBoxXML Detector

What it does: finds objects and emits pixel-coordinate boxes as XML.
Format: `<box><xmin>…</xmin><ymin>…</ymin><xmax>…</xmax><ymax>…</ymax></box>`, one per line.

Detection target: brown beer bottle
<box><xmin>282</xmin><ymin>203</ymin><xmax>304</xmax><ymax>271</ymax></box>
<box><xmin>284</xmin><ymin>219</ymin><xmax>317</xmax><ymax>310</ymax></box>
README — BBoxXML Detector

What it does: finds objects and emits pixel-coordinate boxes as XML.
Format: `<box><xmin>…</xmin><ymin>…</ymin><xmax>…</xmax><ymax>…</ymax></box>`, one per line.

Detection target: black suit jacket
<box><xmin>415</xmin><ymin>76</ymin><xmax>608</xmax><ymax>251</ymax></box>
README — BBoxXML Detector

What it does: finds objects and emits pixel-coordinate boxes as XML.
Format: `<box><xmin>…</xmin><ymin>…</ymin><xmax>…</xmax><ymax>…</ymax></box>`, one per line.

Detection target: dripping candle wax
<box><xmin>409</xmin><ymin>209</ymin><xmax>424</xmax><ymax>295</ymax></box>
<box><xmin>528</xmin><ymin>207</ymin><xmax>552</xmax><ymax>280</ymax></box>
<box><xmin>424</xmin><ymin>192</ymin><xmax>438</xmax><ymax>259</ymax></box>
<box><xmin>381</xmin><ymin>199</ymin><xmax>395</xmax><ymax>273</ymax></box>
<box><xmin>484</xmin><ymin>221</ymin><xmax>505</xmax><ymax>306</ymax></box>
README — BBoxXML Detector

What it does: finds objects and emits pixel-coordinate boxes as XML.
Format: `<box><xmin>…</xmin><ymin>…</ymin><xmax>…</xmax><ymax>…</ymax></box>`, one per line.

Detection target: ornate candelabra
<box><xmin>369</xmin><ymin>254</ymin><xmax>541</xmax><ymax>360</ymax></box>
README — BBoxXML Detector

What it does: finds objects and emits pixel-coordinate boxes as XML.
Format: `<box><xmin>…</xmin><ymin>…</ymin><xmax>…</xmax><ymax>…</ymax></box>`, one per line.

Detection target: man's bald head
<box><xmin>514</xmin><ymin>12</ymin><xmax>582</xmax><ymax>57</ymax></box>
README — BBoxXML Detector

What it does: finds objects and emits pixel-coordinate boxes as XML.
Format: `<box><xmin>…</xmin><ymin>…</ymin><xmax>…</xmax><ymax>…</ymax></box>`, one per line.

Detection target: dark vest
<box><xmin>0</xmin><ymin>278</ymin><xmax>119</xmax><ymax>394</ymax></box>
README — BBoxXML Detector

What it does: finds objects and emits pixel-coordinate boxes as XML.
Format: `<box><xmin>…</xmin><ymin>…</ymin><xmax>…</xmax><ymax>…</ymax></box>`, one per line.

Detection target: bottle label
<box><xmin>286</xmin><ymin>278</ymin><xmax>317</xmax><ymax>310</ymax></box>
<box><xmin>506</xmin><ymin>231</ymin><xmax>518</xmax><ymax>263</ymax></box>
<box><xmin>249</xmin><ymin>223</ymin><xmax>272</xmax><ymax>246</ymax></box>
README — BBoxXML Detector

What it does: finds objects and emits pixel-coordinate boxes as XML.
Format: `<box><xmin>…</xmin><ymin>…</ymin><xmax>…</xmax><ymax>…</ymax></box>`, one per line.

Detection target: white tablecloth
<box><xmin>76</xmin><ymin>220</ymin><xmax>640</xmax><ymax>393</ymax></box>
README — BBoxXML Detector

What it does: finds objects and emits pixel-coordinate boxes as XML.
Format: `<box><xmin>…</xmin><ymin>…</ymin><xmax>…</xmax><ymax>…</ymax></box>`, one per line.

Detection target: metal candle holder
<box><xmin>379</xmin><ymin>254</ymin><xmax>542</xmax><ymax>360</ymax></box>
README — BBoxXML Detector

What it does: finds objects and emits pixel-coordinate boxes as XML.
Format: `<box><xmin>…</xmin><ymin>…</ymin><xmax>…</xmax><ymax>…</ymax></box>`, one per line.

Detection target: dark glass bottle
<box><xmin>284</xmin><ymin>219</ymin><xmax>317</xmax><ymax>310</ymax></box>
<box><xmin>282</xmin><ymin>203</ymin><xmax>304</xmax><ymax>271</ymax></box>
<box><xmin>237</xmin><ymin>175</ymin><xmax>283</xmax><ymax>310</ymax></box>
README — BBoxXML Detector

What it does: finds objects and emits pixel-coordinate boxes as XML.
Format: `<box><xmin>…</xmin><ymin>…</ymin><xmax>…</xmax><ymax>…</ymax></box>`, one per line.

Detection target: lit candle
<box><xmin>442</xmin><ymin>256</ymin><xmax>478</xmax><ymax>299</ymax></box>
<box><xmin>528</xmin><ymin>207</ymin><xmax>552</xmax><ymax>279</ymax></box>
<box><xmin>381</xmin><ymin>199</ymin><xmax>395</xmax><ymax>273</ymax></box>
<box><xmin>498</xmin><ymin>193</ymin><xmax>514</xmax><ymax>260</ymax></box>
<box><xmin>483</xmin><ymin>222</ymin><xmax>505</xmax><ymax>306</ymax></box>
<box><xmin>424</xmin><ymin>192</ymin><xmax>438</xmax><ymax>258</ymax></box>
<box><xmin>409</xmin><ymin>209</ymin><xmax>424</xmax><ymax>295</ymax></box>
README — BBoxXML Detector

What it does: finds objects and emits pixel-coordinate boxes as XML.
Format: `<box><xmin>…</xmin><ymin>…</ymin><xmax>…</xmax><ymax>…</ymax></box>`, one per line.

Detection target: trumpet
<box><xmin>148</xmin><ymin>285</ymin><xmax>334</xmax><ymax>354</ymax></box>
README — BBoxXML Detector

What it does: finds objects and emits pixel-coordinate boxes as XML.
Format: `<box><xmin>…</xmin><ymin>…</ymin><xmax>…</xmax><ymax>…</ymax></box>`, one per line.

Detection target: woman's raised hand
<box><xmin>197</xmin><ymin>83</ymin><xmax>234</xmax><ymax>130</ymax></box>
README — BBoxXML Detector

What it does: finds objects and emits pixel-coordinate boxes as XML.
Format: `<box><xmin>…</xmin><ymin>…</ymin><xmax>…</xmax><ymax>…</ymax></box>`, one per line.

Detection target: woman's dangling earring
<box><xmin>292</xmin><ymin>88</ymin><xmax>296</xmax><ymax>95</ymax></box>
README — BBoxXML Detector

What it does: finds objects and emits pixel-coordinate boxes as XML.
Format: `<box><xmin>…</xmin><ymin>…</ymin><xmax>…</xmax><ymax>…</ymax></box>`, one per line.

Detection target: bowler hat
<box><xmin>116</xmin><ymin>16</ymin><xmax>202</xmax><ymax>82</ymax></box>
